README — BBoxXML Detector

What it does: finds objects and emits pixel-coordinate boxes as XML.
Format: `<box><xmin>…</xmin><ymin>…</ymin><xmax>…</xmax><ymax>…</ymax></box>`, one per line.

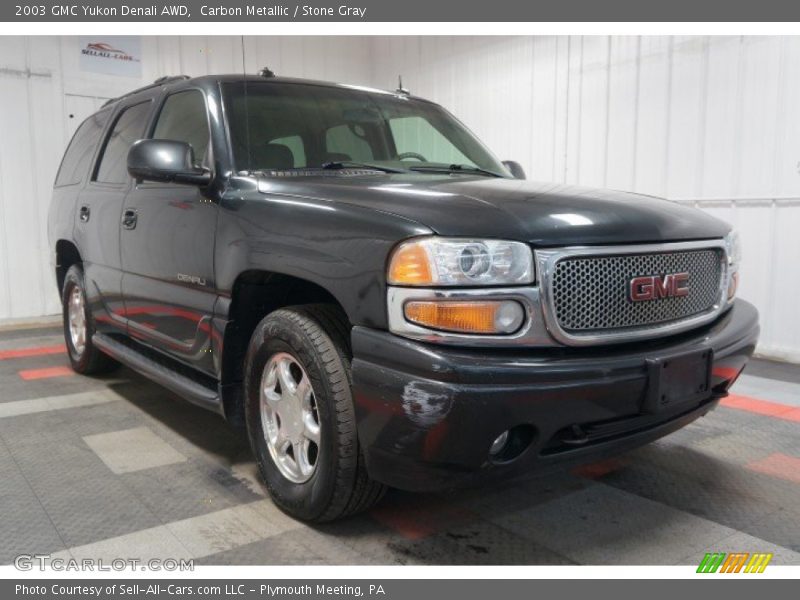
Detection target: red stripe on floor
<box><xmin>0</xmin><ymin>344</ymin><xmax>65</xmax><ymax>360</ymax></box>
<box><xmin>370</xmin><ymin>502</ymin><xmax>475</xmax><ymax>540</ymax></box>
<box><xmin>18</xmin><ymin>366</ymin><xmax>75</xmax><ymax>380</ymax></box>
<box><xmin>720</xmin><ymin>394</ymin><xmax>800</xmax><ymax>423</ymax></box>
<box><xmin>712</xmin><ymin>366</ymin><xmax>742</xmax><ymax>381</ymax></box>
<box><xmin>573</xmin><ymin>457</ymin><xmax>630</xmax><ymax>479</ymax></box>
<box><xmin>746</xmin><ymin>453</ymin><xmax>800</xmax><ymax>485</ymax></box>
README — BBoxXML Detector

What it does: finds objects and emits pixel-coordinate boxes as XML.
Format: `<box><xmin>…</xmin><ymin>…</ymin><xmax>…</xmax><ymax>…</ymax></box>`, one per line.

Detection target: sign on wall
<box><xmin>79</xmin><ymin>36</ymin><xmax>142</xmax><ymax>78</ymax></box>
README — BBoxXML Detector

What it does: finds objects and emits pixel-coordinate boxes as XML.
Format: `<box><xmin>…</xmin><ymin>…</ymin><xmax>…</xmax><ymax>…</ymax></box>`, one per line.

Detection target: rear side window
<box><xmin>95</xmin><ymin>101</ymin><xmax>152</xmax><ymax>184</ymax></box>
<box><xmin>55</xmin><ymin>110</ymin><xmax>110</xmax><ymax>187</ymax></box>
<box><xmin>152</xmin><ymin>90</ymin><xmax>210</xmax><ymax>164</ymax></box>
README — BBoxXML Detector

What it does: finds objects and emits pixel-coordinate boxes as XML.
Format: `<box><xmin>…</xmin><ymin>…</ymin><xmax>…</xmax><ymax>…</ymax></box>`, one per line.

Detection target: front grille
<box><xmin>550</xmin><ymin>248</ymin><xmax>724</xmax><ymax>334</ymax></box>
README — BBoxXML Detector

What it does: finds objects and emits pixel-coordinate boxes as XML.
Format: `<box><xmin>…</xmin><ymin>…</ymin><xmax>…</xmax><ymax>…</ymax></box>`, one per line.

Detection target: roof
<box><xmin>102</xmin><ymin>73</ymin><xmax>426</xmax><ymax>109</ymax></box>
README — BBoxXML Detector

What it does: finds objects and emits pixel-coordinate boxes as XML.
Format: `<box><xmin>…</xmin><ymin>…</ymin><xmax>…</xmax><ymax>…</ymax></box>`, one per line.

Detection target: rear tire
<box><xmin>61</xmin><ymin>265</ymin><xmax>118</xmax><ymax>375</ymax></box>
<box><xmin>244</xmin><ymin>304</ymin><xmax>386</xmax><ymax>522</ymax></box>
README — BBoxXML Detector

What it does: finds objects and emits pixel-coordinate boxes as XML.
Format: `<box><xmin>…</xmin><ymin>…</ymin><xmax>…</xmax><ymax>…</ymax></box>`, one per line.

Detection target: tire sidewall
<box><xmin>62</xmin><ymin>266</ymin><xmax>92</xmax><ymax>371</ymax></box>
<box><xmin>244</xmin><ymin>312</ymin><xmax>349</xmax><ymax>521</ymax></box>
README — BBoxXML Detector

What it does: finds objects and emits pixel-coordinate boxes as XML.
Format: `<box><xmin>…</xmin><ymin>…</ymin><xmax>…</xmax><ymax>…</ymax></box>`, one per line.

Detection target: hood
<box><xmin>256</xmin><ymin>173</ymin><xmax>730</xmax><ymax>246</ymax></box>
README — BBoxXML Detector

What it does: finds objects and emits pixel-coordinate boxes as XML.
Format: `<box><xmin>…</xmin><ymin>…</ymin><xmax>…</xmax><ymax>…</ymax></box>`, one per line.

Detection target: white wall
<box><xmin>1</xmin><ymin>35</ymin><xmax>798</xmax><ymax>362</ymax></box>
<box><xmin>369</xmin><ymin>36</ymin><xmax>800</xmax><ymax>362</ymax></box>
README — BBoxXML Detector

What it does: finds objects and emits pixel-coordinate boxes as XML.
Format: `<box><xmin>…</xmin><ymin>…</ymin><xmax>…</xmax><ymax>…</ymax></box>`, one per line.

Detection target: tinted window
<box><xmin>152</xmin><ymin>90</ymin><xmax>210</xmax><ymax>164</ymax></box>
<box><xmin>95</xmin><ymin>102</ymin><xmax>151</xmax><ymax>184</ymax></box>
<box><xmin>325</xmin><ymin>124</ymin><xmax>373</xmax><ymax>161</ymax></box>
<box><xmin>390</xmin><ymin>116</ymin><xmax>471</xmax><ymax>165</ymax></box>
<box><xmin>270</xmin><ymin>135</ymin><xmax>306</xmax><ymax>167</ymax></box>
<box><xmin>55</xmin><ymin>110</ymin><xmax>110</xmax><ymax>187</ymax></box>
<box><xmin>222</xmin><ymin>82</ymin><xmax>507</xmax><ymax>175</ymax></box>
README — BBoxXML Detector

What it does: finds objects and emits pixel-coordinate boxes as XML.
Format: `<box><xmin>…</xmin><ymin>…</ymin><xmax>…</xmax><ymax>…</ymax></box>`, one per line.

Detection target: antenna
<box><xmin>396</xmin><ymin>75</ymin><xmax>409</xmax><ymax>95</ymax></box>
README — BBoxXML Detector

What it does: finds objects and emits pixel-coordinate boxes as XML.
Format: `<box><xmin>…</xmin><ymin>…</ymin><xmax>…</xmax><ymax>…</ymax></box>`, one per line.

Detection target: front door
<box><xmin>120</xmin><ymin>89</ymin><xmax>218</xmax><ymax>375</ymax></box>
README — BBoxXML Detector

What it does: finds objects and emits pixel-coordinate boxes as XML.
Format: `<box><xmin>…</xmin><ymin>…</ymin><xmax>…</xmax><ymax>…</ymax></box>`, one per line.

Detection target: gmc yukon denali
<box><xmin>48</xmin><ymin>73</ymin><xmax>759</xmax><ymax>522</ymax></box>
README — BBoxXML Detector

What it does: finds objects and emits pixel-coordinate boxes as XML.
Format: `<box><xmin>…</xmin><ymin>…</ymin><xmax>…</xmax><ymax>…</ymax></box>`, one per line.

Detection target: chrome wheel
<box><xmin>260</xmin><ymin>352</ymin><xmax>321</xmax><ymax>483</ymax></box>
<box><xmin>67</xmin><ymin>286</ymin><xmax>87</xmax><ymax>356</ymax></box>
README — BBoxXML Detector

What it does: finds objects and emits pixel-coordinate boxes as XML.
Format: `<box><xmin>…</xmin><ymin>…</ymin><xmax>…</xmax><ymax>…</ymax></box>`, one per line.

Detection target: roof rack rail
<box><xmin>102</xmin><ymin>75</ymin><xmax>190</xmax><ymax>107</ymax></box>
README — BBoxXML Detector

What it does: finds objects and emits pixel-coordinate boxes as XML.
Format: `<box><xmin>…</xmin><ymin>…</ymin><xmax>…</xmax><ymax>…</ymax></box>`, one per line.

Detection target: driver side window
<box><xmin>389</xmin><ymin>116</ymin><xmax>470</xmax><ymax>165</ymax></box>
<box><xmin>152</xmin><ymin>90</ymin><xmax>210</xmax><ymax>165</ymax></box>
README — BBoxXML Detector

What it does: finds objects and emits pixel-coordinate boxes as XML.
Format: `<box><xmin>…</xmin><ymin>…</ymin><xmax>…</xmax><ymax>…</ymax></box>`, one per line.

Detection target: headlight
<box><xmin>725</xmin><ymin>230</ymin><xmax>741</xmax><ymax>267</ymax></box>
<box><xmin>387</xmin><ymin>237</ymin><xmax>534</xmax><ymax>286</ymax></box>
<box><xmin>725</xmin><ymin>230</ymin><xmax>741</xmax><ymax>300</ymax></box>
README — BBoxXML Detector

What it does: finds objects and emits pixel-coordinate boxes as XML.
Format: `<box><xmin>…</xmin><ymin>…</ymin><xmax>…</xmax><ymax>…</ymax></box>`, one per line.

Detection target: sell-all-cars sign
<box><xmin>79</xmin><ymin>36</ymin><xmax>142</xmax><ymax>78</ymax></box>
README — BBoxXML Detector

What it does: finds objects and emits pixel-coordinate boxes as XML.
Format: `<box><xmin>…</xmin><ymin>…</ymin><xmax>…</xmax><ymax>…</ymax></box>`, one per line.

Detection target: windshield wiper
<box><xmin>408</xmin><ymin>164</ymin><xmax>506</xmax><ymax>178</ymax></box>
<box><xmin>320</xmin><ymin>161</ymin><xmax>406</xmax><ymax>174</ymax></box>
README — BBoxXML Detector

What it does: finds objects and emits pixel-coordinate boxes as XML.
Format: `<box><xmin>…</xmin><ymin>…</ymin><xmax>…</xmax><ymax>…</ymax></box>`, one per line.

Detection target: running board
<box><xmin>93</xmin><ymin>333</ymin><xmax>223</xmax><ymax>415</ymax></box>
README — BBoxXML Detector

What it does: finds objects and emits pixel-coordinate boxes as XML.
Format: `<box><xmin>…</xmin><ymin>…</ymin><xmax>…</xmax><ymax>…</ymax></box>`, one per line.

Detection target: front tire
<box><xmin>244</xmin><ymin>304</ymin><xmax>385</xmax><ymax>522</ymax></box>
<box><xmin>61</xmin><ymin>265</ymin><xmax>117</xmax><ymax>375</ymax></box>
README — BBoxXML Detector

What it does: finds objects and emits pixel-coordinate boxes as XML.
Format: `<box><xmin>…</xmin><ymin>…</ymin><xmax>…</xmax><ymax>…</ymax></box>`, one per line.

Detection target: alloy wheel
<box><xmin>67</xmin><ymin>286</ymin><xmax>87</xmax><ymax>356</ymax></box>
<box><xmin>259</xmin><ymin>352</ymin><xmax>321</xmax><ymax>483</ymax></box>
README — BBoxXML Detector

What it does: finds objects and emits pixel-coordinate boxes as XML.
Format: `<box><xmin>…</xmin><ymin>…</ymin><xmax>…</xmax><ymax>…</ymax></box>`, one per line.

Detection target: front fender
<box><xmin>215</xmin><ymin>190</ymin><xmax>431</xmax><ymax>328</ymax></box>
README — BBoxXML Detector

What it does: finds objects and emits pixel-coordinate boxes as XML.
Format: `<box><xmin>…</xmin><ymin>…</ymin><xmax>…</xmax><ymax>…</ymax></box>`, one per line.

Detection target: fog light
<box><xmin>404</xmin><ymin>300</ymin><xmax>524</xmax><ymax>335</ymax></box>
<box><xmin>489</xmin><ymin>431</ymin><xmax>510</xmax><ymax>456</ymax></box>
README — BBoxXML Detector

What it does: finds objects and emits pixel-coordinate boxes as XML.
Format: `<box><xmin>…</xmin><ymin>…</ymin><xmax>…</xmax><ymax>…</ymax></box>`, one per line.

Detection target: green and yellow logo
<box><xmin>697</xmin><ymin>552</ymin><xmax>773</xmax><ymax>573</ymax></box>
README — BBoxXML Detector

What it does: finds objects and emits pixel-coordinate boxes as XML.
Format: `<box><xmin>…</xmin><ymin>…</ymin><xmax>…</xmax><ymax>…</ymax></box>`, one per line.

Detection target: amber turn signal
<box><xmin>728</xmin><ymin>271</ymin><xmax>739</xmax><ymax>300</ymax></box>
<box><xmin>404</xmin><ymin>300</ymin><xmax>524</xmax><ymax>335</ymax></box>
<box><xmin>388</xmin><ymin>242</ymin><xmax>433</xmax><ymax>285</ymax></box>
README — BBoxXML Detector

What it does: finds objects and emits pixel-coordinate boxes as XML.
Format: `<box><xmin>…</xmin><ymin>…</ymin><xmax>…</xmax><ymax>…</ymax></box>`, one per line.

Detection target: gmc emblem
<box><xmin>629</xmin><ymin>272</ymin><xmax>690</xmax><ymax>302</ymax></box>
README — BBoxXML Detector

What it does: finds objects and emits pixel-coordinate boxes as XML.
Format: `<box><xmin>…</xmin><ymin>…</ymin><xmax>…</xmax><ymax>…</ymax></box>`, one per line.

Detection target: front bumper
<box><xmin>351</xmin><ymin>299</ymin><xmax>759</xmax><ymax>492</ymax></box>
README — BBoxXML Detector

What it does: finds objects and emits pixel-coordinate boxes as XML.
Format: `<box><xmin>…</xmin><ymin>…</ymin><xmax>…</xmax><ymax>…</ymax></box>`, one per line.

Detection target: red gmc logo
<box><xmin>629</xmin><ymin>272</ymin><xmax>690</xmax><ymax>302</ymax></box>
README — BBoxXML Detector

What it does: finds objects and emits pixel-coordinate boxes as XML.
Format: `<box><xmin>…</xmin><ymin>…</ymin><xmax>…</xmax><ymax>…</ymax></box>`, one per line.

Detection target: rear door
<box><xmin>51</xmin><ymin>109</ymin><xmax>111</xmax><ymax>314</ymax></box>
<box><xmin>72</xmin><ymin>100</ymin><xmax>153</xmax><ymax>332</ymax></box>
<box><xmin>120</xmin><ymin>88</ymin><xmax>218</xmax><ymax>375</ymax></box>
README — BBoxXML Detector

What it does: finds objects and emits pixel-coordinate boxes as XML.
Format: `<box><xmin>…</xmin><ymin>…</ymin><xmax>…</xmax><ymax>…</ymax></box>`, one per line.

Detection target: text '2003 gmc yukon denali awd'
<box><xmin>48</xmin><ymin>73</ymin><xmax>759</xmax><ymax>522</ymax></box>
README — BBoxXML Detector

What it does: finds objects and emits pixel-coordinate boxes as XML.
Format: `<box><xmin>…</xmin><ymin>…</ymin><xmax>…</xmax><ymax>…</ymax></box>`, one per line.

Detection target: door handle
<box><xmin>122</xmin><ymin>209</ymin><xmax>138</xmax><ymax>230</ymax></box>
<box><xmin>78</xmin><ymin>205</ymin><xmax>90</xmax><ymax>223</ymax></box>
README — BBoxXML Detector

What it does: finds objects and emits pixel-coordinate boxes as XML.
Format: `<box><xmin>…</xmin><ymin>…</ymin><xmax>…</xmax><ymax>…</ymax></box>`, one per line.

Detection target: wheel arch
<box><xmin>219</xmin><ymin>269</ymin><xmax>351</xmax><ymax>425</ymax></box>
<box><xmin>55</xmin><ymin>239</ymin><xmax>82</xmax><ymax>294</ymax></box>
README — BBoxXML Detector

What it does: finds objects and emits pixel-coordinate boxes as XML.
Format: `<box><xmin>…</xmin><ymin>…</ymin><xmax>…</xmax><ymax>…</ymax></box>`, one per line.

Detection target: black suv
<box><xmin>49</xmin><ymin>73</ymin><xmax>759</xmax><ymax>522</ymax></box>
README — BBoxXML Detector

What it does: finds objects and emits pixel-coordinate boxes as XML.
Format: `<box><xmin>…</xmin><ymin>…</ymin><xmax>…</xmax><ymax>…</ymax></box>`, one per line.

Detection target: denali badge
<box><xmin>629</xmin><ymin>272</ymin><xmax>689</xmax><ymax>302</ymax></box>
<box><xmin>177</xmin><ymin>273</ymin><xmax>207</xmax><ymax>286</ymax></box>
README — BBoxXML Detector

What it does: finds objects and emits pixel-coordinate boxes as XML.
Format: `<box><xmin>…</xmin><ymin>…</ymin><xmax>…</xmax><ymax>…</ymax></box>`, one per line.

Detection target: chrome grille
<box><xmin>550</xmin><ymin>248</ymin><xmax>724</xmax><ymax>334</ymax></box>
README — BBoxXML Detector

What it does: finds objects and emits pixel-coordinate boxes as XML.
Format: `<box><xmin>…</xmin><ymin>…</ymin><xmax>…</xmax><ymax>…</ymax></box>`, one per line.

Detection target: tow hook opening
<box><xmin>560</xmin><ymin>424</ymin><xmax>590</xmax><ymax>447</ymax></box>
<box><xmin>489</xmin><ymin>424</ymin><xmax>536</xmax><ymax>463</ymax></box>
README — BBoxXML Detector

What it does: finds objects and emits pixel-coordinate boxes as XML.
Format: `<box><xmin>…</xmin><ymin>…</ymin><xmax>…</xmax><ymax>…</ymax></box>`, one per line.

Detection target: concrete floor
<box><xmin>1</xmin><ymin>323</ymin><xmax>799</xmax><ymax>566</ymax></box>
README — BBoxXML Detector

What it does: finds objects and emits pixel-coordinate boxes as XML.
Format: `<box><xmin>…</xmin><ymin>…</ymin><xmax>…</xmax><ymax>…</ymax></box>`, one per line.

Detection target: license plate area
<box><xmin>643</xmin><ymin>348</ymin><xmax>713</xmax><ymax>414</ymax></box>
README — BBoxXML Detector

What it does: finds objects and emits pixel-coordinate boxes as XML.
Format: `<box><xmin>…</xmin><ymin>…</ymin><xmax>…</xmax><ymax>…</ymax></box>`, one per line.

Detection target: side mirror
<box><xmin>127</xmin><ymin>139</ymin><xmax>211</xmax><ymax>186</ymax></box>
<box><xmin>502</xmin><ymin>160</ymin><xmax>526</xmax><ymax>180</ymax></box>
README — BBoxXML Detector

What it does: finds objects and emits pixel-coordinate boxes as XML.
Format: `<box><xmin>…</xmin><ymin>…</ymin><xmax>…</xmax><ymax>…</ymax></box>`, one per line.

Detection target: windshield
<box><xmin>221</xmin><ymin>81</ymin><xmax>510</xmax><ymax>177</ymax></box>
